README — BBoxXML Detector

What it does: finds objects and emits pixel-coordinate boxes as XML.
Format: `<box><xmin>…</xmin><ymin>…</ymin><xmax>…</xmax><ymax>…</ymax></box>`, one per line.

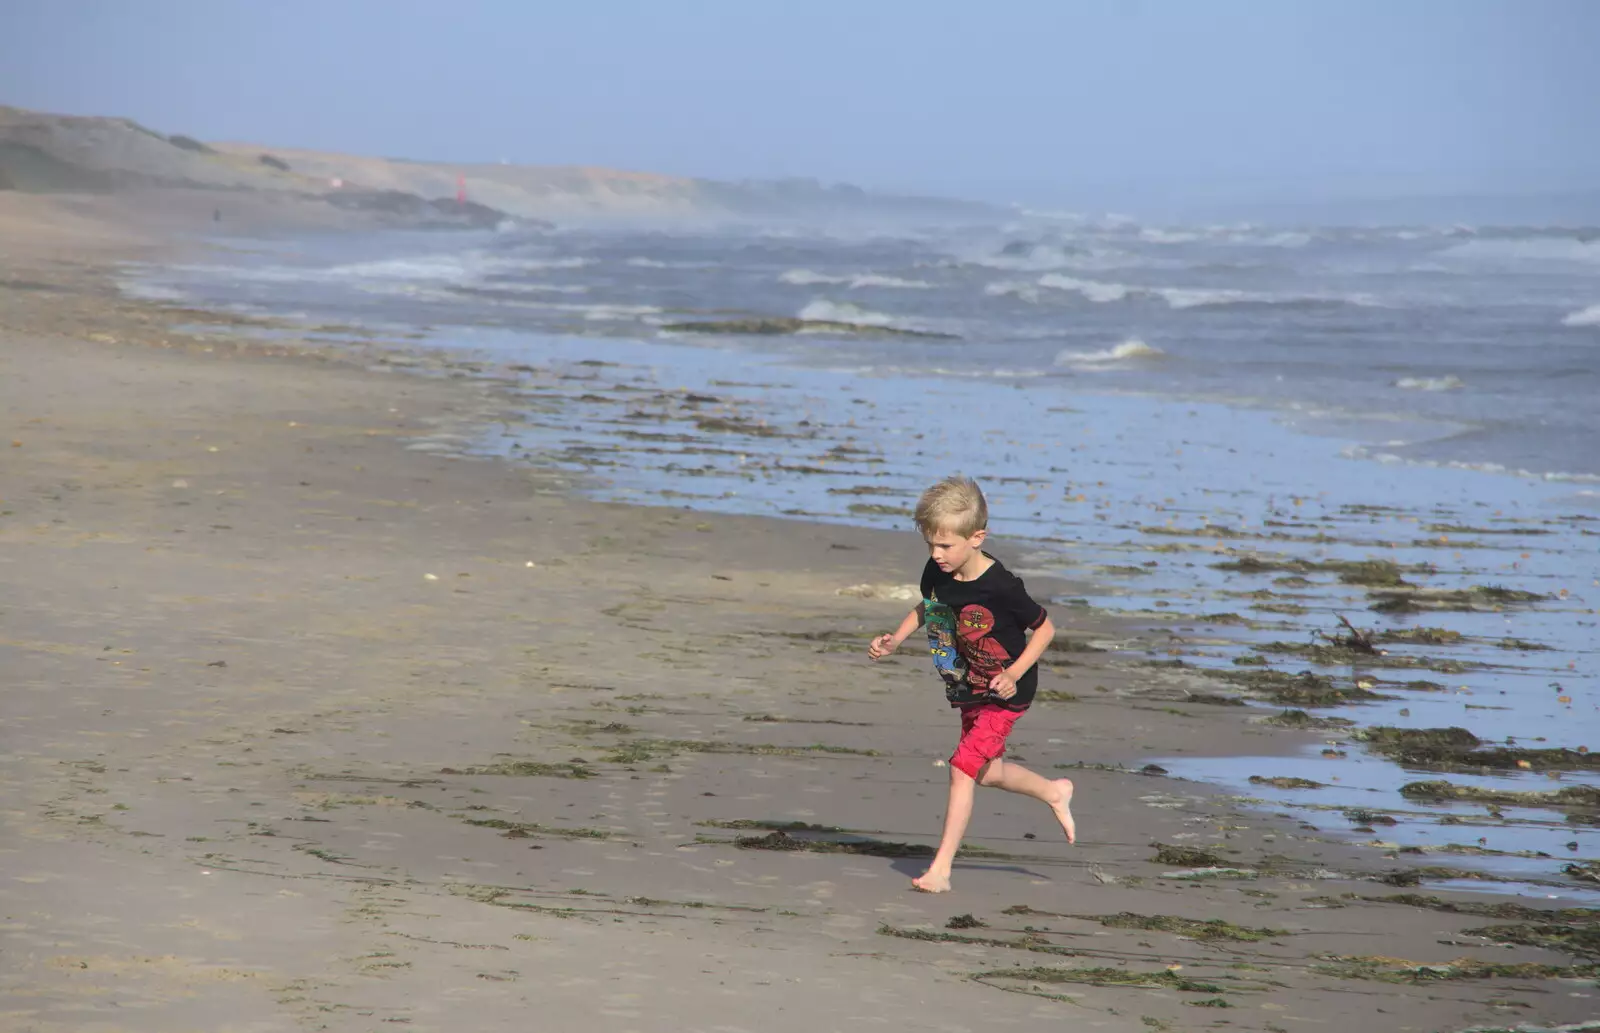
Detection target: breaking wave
<box><xmin>797</xmin><ymin>299</ymin><xmax>904</xmax><ymax>327</ymax></box>
<box><xmin>1395</xmin><ymin>375</ymin><xmax>1465</xmax><ymax>392</ymax></box>
<box><xmin>1054</xmin><ymin>338</ymin><xmax>1166</xmax><ymax>366</ymax></box>
<box><xmin>624</xmin><ymin>257</ymin><xmax>715</xmax><ymax>269</ymax></box>
<box><xmin>1440</xmin><ymin>238</ymin><xmax>1600</xmax><ymax>265</ymax></box>
<box><xmin>1562</xmin><ymin>304</ymin><xmax>1600</xmax><ymax>327</ymax></box>
<box><xmin>780</xmin><ymin>269</ymin><xmax>931</xmax><ymax>289</ymax></box>
<box><xmin>1341</xmin><ymin>446</ymin><xmax>1600</xmax><ymax>484</ymax></box>
<box><xmin>1025</xmin><ymin>274</ymin><xmax>1380</xmax><ymax>310</ymax></box>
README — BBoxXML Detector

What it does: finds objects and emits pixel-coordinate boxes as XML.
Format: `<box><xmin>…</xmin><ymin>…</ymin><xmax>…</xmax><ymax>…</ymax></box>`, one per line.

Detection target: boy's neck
<box><xmin>952</xmin><ymin>551</ymin><xmax>993</xmax><ymax>582</ymax></box>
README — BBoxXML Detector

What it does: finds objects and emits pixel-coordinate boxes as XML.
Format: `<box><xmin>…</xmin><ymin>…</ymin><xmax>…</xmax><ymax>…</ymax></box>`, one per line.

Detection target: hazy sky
<box><xmin>3</xmin><ymin>0</ymin><xmax>1595</xmax><ymax>209</ymax></box>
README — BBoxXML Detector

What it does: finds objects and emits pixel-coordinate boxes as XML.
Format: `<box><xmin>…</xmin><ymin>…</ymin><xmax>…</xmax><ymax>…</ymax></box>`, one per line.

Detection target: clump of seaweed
<box><xmin>1370</xmin><ymin>585</ymin><xmax>1551</xmax><ymax>614</ymax></box>
<box><xmin>972</xmin><ymin>965</ymin><xmax>1226</xmax><ymax>994</ymax></box>
<box><xmin>1344</xmin><ymin>808</ymin><xmax>1399</xmax><ymax>826</ymax></box>
<box><xmin>1264</xmin><ymin>709</ymin><xmax>1357</xmax><ymax>730</ymax></box>
<box><xmin>1217</xmin><ymin>667</ymin><xmax>1386</xmax><ymax>706</ymax></box>
<box><xmin>1366</xmin><ymin>893</ymin><xmax>1600</xmax><ymax>923</ymax></box>
<box><xmin>1152</xmin><ymin>843</ymin><xmax>1227</xmax><ymax>867</ymax></box>
<box><xmin>1358</xmin><ymin>726</ymin><xmax>1600</xmax><ymax>773</ymax></box>
<box><xmin>1463</xmin><ymin>923</ymin><xmax>1600</xmax><ymax>960</ymax></box>
<box><xmin>602</xmin><ymin>738</ymin><xmax>880</xmax><ymax>765</ymax></box>
<box><xmin>1249</xmin><ymin>775</ymin><xmax>1325</xmax><ymax>790</ymax></box>
<box><xmin>1399</xmin><ymin>781</ymin><xmax>1600</xmax><ymax>809</ymax></box>
<box><xmin>1565</xmin><ymin>861</ymin><xmax>1600</xmax><ymax>884</ymax></box>
<box><xmin>462</xmin><ymin>818</ymin><xmax>609</xmax><ymax>840</ymax></box>
<box><xmin>1314</xmin><ymin>953</ymin><xmax>1599</xmax><ymax>983</ymax></box>
<box><xmin>1375</xmin><ymin>627</ymin><xmax>1463</xmax><ymax>645</ymax></box>
<box><xmin>1086</xmin><ymin>912</ymin><xmax>1288</xmax><ymax>942</ymax></box>
<box><xmin>877</xmin><ymin>925</ymin><xmax>1073</xmax><ymax>956</ymax></box>
<box><xmin>441</xmin><ymin>760</ymin><xmax>594</xmax><ymax>779</ymax></box>
<box><xmin>1334</xmin><ymin>561</ymin><xmax>1415</xmax><ymax>588</ymax></box>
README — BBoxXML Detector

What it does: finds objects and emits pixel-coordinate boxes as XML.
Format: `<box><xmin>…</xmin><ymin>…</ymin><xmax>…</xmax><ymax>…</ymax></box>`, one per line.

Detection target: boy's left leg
<box><xmin>910</xmin><ymin>765</ymin><xmax>977</xmax><ymax>893</ymax></box>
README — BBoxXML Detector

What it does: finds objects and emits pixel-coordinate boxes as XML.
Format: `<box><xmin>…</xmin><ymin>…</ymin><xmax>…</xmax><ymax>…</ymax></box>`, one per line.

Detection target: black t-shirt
<box><xmin>920</xmin><ymin>554</ymin><xmax>1049</xmax><ymax>711</ymax></box>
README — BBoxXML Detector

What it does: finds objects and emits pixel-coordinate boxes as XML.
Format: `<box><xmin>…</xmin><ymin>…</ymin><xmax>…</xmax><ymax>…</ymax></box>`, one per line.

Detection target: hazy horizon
<box><xmin>3</xmin><ymin>0</ymin><xmax>1597</xmax><ymax>221</ymax></box>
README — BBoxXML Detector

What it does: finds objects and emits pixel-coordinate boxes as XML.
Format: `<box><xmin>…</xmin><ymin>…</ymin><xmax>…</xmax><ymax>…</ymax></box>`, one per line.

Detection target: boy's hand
<box><xmin>868</xmin><ymin>634</ymin><xmax>897</xmax><ymax>660</ymax></box>
<box><xmin>989</xmin><ymin>670</ymin><xmax>1019</xmax><ymax>699</ymax></box>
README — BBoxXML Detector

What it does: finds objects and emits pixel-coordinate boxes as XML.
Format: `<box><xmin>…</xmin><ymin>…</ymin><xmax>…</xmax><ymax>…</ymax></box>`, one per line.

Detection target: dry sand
<box><xmin>2</xmin><ymin>193</ymin><xmax>1596</xmax><ymax>1033</ymax></box>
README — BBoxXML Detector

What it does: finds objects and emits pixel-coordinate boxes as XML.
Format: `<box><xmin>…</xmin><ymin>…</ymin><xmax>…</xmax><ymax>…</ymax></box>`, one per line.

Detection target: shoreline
<box><xmin>4</xmin><ymin>192</ymin><xmax>1598</xmax><ymax>1032</ymax></box>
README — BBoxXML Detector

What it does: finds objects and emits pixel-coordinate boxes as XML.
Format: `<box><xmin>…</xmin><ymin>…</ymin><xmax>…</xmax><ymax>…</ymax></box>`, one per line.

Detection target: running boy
<box><xmin>867</xmin><ymin>475</ymin><xmax>1075</xmax><ymax>893</ymax></box>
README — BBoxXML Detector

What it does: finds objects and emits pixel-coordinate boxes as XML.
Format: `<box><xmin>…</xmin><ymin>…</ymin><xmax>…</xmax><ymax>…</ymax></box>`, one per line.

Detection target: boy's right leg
<box><xmin>979</xmin><ymin>758</ymin><xmax>1076</xmax><ymax>844</ymax></box>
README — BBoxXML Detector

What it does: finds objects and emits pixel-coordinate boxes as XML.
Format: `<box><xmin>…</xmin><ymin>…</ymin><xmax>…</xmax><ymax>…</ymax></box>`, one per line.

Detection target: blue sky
<box><xmin>2</xmin><ymin>0</ymin><xmax>1595</xmax><ymax>209</ymax></box>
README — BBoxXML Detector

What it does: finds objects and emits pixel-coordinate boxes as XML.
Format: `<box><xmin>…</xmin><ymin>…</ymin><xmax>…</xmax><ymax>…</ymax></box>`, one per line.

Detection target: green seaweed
<box><xmin>462</xmin><ymin>818</ymin><xmax>609</xmax><ymax>840</ymax></box>
<box><xmin>602</xmin><ymin>738</ymin><xmax>881</xmax><ymax>764</ymax></box>
<box><xmin>1248</xmin><ymin>775</ymin><xmax>1325</xmax><ymax>790</ymax></box>
<box><xmin>441</xmin><ymin>761</ymin><xmax>594</xmax><ymax>778</ymax></box>
<box><xmin>1314</xmin><ymin>953</ymin><xmax>1599</xmax><ymax>984</ymax></box>
<box><xmin>1258</xmin><ymin>640</ymin><xmax>1476</xmax><ymax>674</ymax></box>
<box><xmin>1264</xmin><ymin>709</ymin><xmax>1357</xmax><ymax>730</ymax></box>
<box><xmin>1152</xmin><ymin>843</ymin><xmax>1226</xmax><ymax>867</ymax></box>
<box><xmin>1463</xmin><ymin>923</ymin><xmax>1600</xmax><ymax>960</ymax></box>
<box><xmin>1371</xmin><ymin>585</ymin><xmax>1551</xmax><ymax>614</ymax></box>
<box><xmin>1399</xmin><ymin>781</ymin><xmax>1600</xmax><ymax>809</ymax></box>
<box><xmin>973</xmin><ymin>965</ymin><xmax>1225</xmax><ymax>994</ymax></box>
<box><xmin>1086</xmin><ymin>912</ymin><xmax>1288</xmax><ymax>942</ymax></box>
<box><xmin>1355</xmin><ymin>727</ymin><xmax>1600</xmax><ymax>773</ymax></box>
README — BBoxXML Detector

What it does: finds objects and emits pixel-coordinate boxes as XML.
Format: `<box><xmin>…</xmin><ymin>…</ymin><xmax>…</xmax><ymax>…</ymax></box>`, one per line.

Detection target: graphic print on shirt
<box><xmin>955</xmin><ymin>604</ymin><xmax>1013</xmax><ymax>693</ymax></box>
<box><xmin>923</xmin><ymin>596</ymin><xmax>967</xmax><ymax>701</ymax></box>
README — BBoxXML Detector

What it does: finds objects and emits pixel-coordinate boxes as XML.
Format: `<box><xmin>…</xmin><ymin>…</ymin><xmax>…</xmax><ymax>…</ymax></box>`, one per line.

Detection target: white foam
<box><xmin>119</xmin><ymin>280</ymin><xmax>186</xmax><ymax>302</ymax></box>
<box><xmin>780</xmin><ymin>268</ymin><xmax>850</xmax><ymax>286</ymax></box>
<box><xmin>1054</xmin><ymin>338</ymin><xmax>1166</xmax><ymax>366</ymax></box>
<box><xmin>625</xmin><ymin>257</ymin><xmax>711</xmax><ymax>269</ymax></box>
<box><xmin>1441</xmin><ymin>238</ymin><xmax>1600</xmax><ymax>265</ymax></box>
<box><xmin>780</xmin><ymin>269</ymin><xmax>931</xmax><ymax>289</ymax></box>
<box><xmin>521</xmin><ymin>257</ymin><xmax>594</xmax><ymax>270</ymax></box>
<box><xmin>1562</xmin><ymin>304</ymin><xmax>1600</xmax><ymax>327</ymax></box>
<box><xmin>1395</xmin><ymin>375</ymin><xmax>1465</xmax><ymax>392</ymax></box>
<box><xmin>1341</xmin><ymin>446</ymin><xmax>1600</xmax><ymax>484</ymax></box>
<box><xmin>848</xmin><ymin>273</ymin><xmax>932</xmax><ymax>289</ymax></box>
<box><xmin>798</xmin><ymin>299</ymin><xmax>902</xmax><ymax>327</ymax></box>
<box><xmin>1139</xmin><ymin>228</ymin><xmax>1201</xmax><ymax>245</ymax></box>
<box><xmin>1037</xmin><ymin>274</ymin><xmax>1133</xmax><ymax>303</ymax></box>
<box><xmin>984</xmin><ymin>281</ymin><xmax>1041</xmax><ymax>303</ymax></box>
<box><xmin>329</xmin><ymin>255</ymin><xmax>482</xmax><ymax>282</ymax></box>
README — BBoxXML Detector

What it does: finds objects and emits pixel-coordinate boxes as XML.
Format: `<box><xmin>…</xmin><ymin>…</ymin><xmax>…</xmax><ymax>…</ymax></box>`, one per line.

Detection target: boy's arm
<box><xmin>868</xmin><ymin>604</ymin><xmax>925</xmax><ymax>660</ymax></box>
<box><xmin>988</xmin><ymin>616</ymin><xmax>1055</xmax><ymax>698</ymax></box>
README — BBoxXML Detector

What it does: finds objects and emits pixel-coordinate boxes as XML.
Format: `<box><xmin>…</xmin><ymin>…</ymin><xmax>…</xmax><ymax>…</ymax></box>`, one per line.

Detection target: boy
<box><xmin>867</xmin><ymin>475</ymin><xmax>1075</xmax><ymax>893</ymax></box>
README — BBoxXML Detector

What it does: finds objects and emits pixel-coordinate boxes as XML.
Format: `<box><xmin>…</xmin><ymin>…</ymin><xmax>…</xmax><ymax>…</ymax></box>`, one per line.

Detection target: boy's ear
<box><xmin>969</xmin><ymin>528</ymin><xmax>988</xmax><ymax>547</ymax></box>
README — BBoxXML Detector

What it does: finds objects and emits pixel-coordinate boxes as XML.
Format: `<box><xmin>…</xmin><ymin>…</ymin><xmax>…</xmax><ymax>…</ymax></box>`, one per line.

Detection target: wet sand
<box><xmin>2</xmin><ymin>194</ymin><xmax>1597</xmax><ymax>1033</ymax></box>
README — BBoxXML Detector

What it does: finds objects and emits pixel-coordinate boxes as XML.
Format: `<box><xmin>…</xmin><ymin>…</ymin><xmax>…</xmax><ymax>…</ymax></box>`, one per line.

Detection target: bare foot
<box><xmin>1050</xmin><ymin>777</ymin><xmax>1077</xmax><ymax>844</ymax></box>
<box><xmin>911</xmin><ymin>871</ymin><xmax>952</xmax><ymax>893</ymax></box>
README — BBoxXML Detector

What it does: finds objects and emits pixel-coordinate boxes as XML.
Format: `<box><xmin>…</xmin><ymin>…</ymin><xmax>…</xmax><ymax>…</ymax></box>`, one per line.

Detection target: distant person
<box><xmin>867</xmin><ymin>475</ymin><xmax>1074</xmax><ymax>893</ymax></box>
<box><xmin>213</xmin><ymin>208</ymin><xmax>221</xmax><ymax>223</ymax></box>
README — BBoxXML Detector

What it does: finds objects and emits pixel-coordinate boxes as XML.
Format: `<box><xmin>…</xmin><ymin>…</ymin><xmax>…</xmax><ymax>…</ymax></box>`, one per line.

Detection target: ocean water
<box><xmin>127</xmin><ymin>212</ymin><xmax>1600</xmax><ymax>894</ymax></box>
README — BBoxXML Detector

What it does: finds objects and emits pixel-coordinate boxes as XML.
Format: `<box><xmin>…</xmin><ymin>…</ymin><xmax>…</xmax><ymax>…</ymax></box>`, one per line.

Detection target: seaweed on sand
<box><xmin>1152</xmin><ymin>843</ymin><xmax>1227</xmax><ymax>867</ymax></box>
<box><xmin>1399</xmin><ymin>781</ymin><xmax>1600</xmax><ymax>810</ymax></box>
<box><xmin>1085</xmin><ymin>912</ymin><xmax>1288</xmax><ymax>942</ymax></box>
<box><xmin>1357</xmin><ymin>727</ymin><xmax>1600</xmax><ymax>773</ymax></box>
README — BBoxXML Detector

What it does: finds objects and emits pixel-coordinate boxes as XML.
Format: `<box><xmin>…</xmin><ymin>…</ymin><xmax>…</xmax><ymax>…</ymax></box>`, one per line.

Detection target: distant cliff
<box><xmin>0</xmin><ymin>105</ymin><xmax>997</xmax><ymax>226</ymax></box>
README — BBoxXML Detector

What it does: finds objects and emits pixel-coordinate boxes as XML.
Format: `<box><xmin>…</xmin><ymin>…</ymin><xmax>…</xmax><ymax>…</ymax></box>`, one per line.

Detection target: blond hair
<box><xmin>914</xmin><ymin>475</ymin><xmax>988</xmax><ymax>537</ymax></box>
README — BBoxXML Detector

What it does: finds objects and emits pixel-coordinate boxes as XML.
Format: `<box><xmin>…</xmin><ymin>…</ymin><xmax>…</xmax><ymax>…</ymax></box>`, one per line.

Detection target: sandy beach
<box><xmin>2</xmin><ymin>194</ymin><xmax>1597</xmax><ymax>1033</ymax></box>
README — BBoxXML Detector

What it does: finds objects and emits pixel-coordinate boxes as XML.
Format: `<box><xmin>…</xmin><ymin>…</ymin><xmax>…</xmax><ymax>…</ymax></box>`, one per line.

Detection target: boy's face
<box><xmin>924</xmin><ymin>523</ymin><xmax>987</xmax><ymax>576</ymax></box>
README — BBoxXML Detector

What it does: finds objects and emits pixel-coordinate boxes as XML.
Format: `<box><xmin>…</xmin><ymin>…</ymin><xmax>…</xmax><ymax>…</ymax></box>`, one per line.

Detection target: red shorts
<box><xmin>950</xmin><ymin>704</ymin><xmax>1023</xmax><ymax>779</ymax></box>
